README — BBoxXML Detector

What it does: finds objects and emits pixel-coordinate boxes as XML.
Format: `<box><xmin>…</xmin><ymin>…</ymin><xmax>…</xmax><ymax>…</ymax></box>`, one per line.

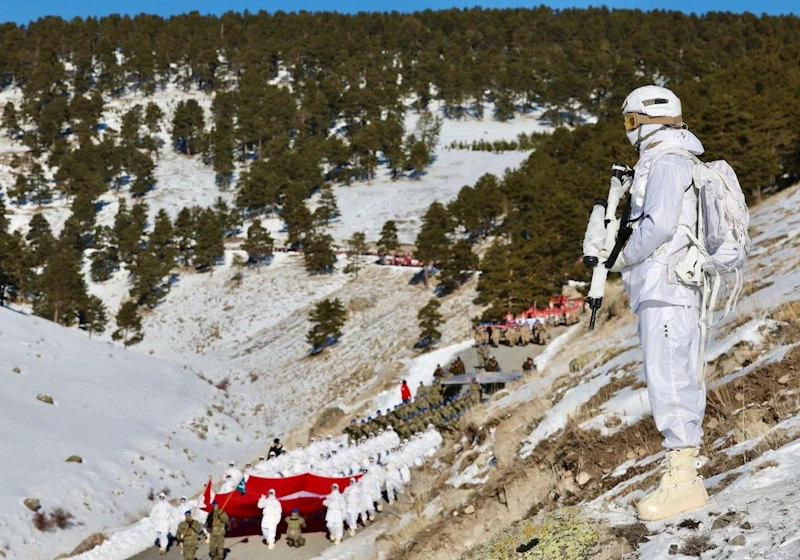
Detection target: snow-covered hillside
<box><xmin>0</xmin><ymin>307</ymin><xmax>254</xmax><ymax>560</ymax></box>
<box><xmin>0</xmin><ymin>84</ymin><xmax>555</xmax><ymax>559</ymax></box>
<box><xmin>0</xmin><ymin>86</ymin><xmax>553</xmax><ymax>245</ymax></box>
<box><xmin>390</xmin><ymin>183</ymin><xmax>800</xmax><ymax>560</ymax></box>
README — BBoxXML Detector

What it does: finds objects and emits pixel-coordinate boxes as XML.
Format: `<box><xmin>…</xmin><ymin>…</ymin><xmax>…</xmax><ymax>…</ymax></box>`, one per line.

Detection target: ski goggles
<box><xmin>623</xmin><ymin>113</ymin><xmax>682</xmax><ymax>131</ymax></box>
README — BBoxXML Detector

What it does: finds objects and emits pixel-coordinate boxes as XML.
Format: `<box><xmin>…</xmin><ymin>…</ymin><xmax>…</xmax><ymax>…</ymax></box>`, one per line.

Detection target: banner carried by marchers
<box><xmin>202</xmin><ymin>473</ymin><xmax>359</xmax><ymax>518</ymax></box>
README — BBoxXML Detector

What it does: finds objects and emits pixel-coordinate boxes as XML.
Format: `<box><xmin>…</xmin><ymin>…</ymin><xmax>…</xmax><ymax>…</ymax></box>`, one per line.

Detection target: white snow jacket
<box><xmin>257</xmin><ymin>494</ymin><xmax>282</xmax><ymax>528</ymax></box>
<box><xmin>622</xmin><ymin>128</ymin><xmax>704</xmax><ymax>312</ymax></box>
<box><xmin>323</xmin><ymin>491</ymin><xmax>345</xmax><ymax>523</ymax></box>
<box><xmin>149</xmin><ymin>501</ymin><xmax>173</xmax><ymax>534</ymax></box>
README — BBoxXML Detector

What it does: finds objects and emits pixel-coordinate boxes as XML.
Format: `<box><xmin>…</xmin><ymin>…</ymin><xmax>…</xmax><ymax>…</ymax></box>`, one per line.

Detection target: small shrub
<box><xmin>50</xmin><ymin>508</ymin><xmax>74</xmax><ymax>529</ymax></box>
<box><xmin>33</xmin><ymin>511</ymin><xmax>54</xmax><ymax>531</ymax></box>
<box><xmin>215</xmin><ymin>378</ymin><xmax>230</xmax><ymax>392</ymax></box>
<box><xmin>147</xmin><ymin>488</ymin><xmax>155</xmax><ymax>501</ymax></box>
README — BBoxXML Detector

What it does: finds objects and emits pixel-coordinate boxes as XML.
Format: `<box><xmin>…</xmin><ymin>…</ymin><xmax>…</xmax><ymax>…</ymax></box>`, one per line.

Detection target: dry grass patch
<box><xmin>708</xmin><ymin>473</ymin><xmax>740</xmax><ymax>496</ymax></box>
<box><xmin>678</xmin><ymin>534</ymin><xmax>716</xmax><ymax>556</ymax></box>
<box><xmin>611</xmin><ymin>523</ymin><xmax>650</xmax><ymax>549</ymax></box>
<box><xmin>583</xmin><ymin>373</ymin><xmax>639</xmax><ymax>414</ymax></box>
<box><xmin>769</xmin><ymin>299</ymin><xmax>800</xmax><ymax>339</ymax></box>
<box><xmin>752</xmin><ymin>459</ymin><xmax>779</xmax><ymax>473</ymax></box>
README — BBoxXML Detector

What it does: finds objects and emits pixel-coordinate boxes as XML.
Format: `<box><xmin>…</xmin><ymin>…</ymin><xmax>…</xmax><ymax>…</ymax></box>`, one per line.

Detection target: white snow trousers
<box><xmin>345</xmin><ymin>509</ymin><xmax>360</xmax><ymax>530</ymax></box>
<box><xmin>156</xmin><ymin>530</ymin><xmax>169</xmax><ymax>550</ymax></box>
<box><xmin>637</xmin><ymin>302</ymin><xmax>704</xmax><ymax>449</ymax></box>
<box><xmin>261</xmin><ymin>524</ymin><xmax>277</xmax><ymax>544</ymax></box>
<box><xmin>327</xmin><ymin>520</ymin><xmax>344</xmax><ymax>539</ymax></box>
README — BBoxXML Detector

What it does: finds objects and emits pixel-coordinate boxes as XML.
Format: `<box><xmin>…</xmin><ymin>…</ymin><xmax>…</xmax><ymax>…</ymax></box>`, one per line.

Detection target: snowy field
<box><xmin>0</xmin><ymin>308</ymin><xmax>254</xmax><ymax>560</ymax></box>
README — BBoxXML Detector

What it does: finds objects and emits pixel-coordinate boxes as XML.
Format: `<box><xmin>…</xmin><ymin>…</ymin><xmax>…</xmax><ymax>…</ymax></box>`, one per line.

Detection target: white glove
<box><xmin>608</xmin><ymin>252</ymin><xmax>628</xmax><ymax>273</ymax></box>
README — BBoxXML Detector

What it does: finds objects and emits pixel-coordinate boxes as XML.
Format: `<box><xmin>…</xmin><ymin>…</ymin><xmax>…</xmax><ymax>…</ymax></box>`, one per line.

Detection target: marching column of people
<box><xmin>346</xmin><ymin>376</ymin><xmax>484</xmax><ymax>443</ymax></box>
<box><xmin>317</xmin><ymin>427</ymin><xmax>443</xmax><ymax>545</ymax></box>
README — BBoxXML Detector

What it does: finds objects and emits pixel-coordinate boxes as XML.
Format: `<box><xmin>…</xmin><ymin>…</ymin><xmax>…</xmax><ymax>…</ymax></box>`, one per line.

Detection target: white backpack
<box><xmin>652</xmin><ymin>148</ymin><xmax>751</xmax><ymax>379</ymax></box>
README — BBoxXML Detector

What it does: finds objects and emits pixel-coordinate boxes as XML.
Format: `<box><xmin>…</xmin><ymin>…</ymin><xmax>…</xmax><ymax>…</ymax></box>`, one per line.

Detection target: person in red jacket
<box><xmin>401</xmin><ymin>380</ymin><xmax>412</xmax><ymax>403</ymax></box>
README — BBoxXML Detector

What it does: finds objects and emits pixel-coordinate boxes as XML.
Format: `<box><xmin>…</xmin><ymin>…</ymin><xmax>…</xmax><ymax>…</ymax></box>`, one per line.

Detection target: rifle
<box><xmin>179</xmin><ymin>474</ymin><xmax>212</xmax><ymax>545</ymax></box>
<box><xmin>582</xmin><ymin>162</ymin><xmax>635</xmax><ymax>330</ymax></box>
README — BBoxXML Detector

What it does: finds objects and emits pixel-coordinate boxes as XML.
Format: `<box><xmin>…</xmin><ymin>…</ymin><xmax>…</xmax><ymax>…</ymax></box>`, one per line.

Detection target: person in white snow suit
<box><xmin>224</xmin><ymin>461</ymin><xmax>243</xmax><ymax>483</ymax></box>
<box><xmin>219</xmin><ymin>474</ymin><xmax>237</xmax><ymax>494</ymax></box>
<box><xmin>359</xmin><ymin>468</ymin><xmax>381</xmax><ymax>521</ymax></box>
<box><xmin>384</xmin><ymin>453</ymin><xmax>404</xmax><ymax>504</ymax></box>
<box><xmin>150</xmin><ymin>492</ymin><xmax>173</xmax><ymax>555</ymax></box>
<box><xmin>343</xmin><ymin>477</ymin><xmax>362</xmax><ymax>536</ymax></box>
<box><xmin>616</xmin><ymin>85</ymin><xmax>709</xmax><ymax>521</ymax></box>
<box><xmin>169</xmin><ymin>497</ymin><xmax>187</xmax><ymax>538</ymax></box>
<box><xmin>323</xmin><ymin>483</ymin><xmax>345</xmax><ymax>545</ymax></box>
<box><xmin>257</xmin><ymin>489</ymin><xmax>283</xmax><ymax>549</ymax></box>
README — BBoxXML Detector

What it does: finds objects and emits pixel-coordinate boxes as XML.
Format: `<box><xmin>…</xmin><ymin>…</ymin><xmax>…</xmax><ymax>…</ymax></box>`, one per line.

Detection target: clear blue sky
<box><xmin>5</xmin><ymin>0</ymin><xmax>796</xmax><ymax>25</ymax></box>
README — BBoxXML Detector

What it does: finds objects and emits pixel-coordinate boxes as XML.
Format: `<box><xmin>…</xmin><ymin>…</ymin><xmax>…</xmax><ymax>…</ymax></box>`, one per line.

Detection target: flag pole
<box><xmin>180</xmin><ymin>474</ymin><xmax>213</xmax><ymax>542</ymax></box>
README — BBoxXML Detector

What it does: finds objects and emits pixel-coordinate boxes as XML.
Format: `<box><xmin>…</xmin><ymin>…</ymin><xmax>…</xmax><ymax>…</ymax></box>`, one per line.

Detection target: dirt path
<box><xmin>131</xmin><ymin>531</ymin><xmax>332</xmax><ymax>560</ymax></box>
<box><xmin>454</xmin><ymin>325</ymin><xmax>568</xmax><ymax>374</ymax></box>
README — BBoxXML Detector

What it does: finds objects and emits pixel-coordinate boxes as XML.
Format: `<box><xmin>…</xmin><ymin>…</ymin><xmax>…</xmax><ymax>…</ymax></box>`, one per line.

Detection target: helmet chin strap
<box><xmin>629</xmin><ymin>124</ymin><xmax>670</xmax><ymax>152</ymax></box>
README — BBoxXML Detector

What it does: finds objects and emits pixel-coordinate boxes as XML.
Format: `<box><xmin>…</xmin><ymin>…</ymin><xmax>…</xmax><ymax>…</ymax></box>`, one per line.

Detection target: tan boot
<box><xmin>334</xmin><ymin>536</ymin><xmax>342</xmax><ymax>545</ymax></box>
<box><xmin>376</xmin><ymin>504</ymin><xmax>383</xmax><ymax>512</ymax></box>
<box><xmin>268</xmin><ymin>542</ymin><xmax>275</xmax><ymax>550</ymax></box>
<box><xmin>636</xmin><ymin>448</ymin><xmax>709</xmax><ymax>522</ymax></box>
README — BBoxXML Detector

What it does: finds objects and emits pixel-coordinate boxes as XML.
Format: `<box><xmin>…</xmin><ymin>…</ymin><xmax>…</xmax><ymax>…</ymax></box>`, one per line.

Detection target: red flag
<box><xmin>201</xmin><ymin>478</ymin><xmax>214</xmax><ymax>512</ymax></box>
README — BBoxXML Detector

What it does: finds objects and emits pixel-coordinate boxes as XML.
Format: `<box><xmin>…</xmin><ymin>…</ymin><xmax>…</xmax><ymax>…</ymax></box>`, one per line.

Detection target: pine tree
<box><xmin>144</xmin><ymin>102</ymin><xmax>164</xmax><ymax>136</ymax></box>
<box><xmin>112</xmin><ymin>300</ymin><xmax>144</xmax><ymax>347</ymax></box>
<box><xmin>79</xmin><ymin>295</ymin><xmax>108</xmax><ymax>337</ymax></box>
<box><xmin>415</xmin><ymin>202</ymin><xmax>452</xmax><ymax>286</ymax></box>
<box><xmin>439</xmin><ymin>239</ymin><xmax>477</xmax><ymax>294</ymax></box>
<box><xmin>26</xmin><ymin>214</ymin><xmax>55</xmax><ymax>267</ymax></box>
<box><xmin>129</xmin><ymin>149</ymin><xmax>155</xmax><ymax>197</ymax></box>
<box><xmin>242</xmin><ymin>219</ymin><xmax>274</xmax><ymax>271</ymax></box>
<box><xmin>33</xmin><ymin>237</ymin><xmax>88</xmax><ymax>325</ymax></box>
<box><xmin>129</xmin><ymin>249</ymin><xmax>166</xmax><ymax>307</ymax></box>
<box><xmin>282</xmin><ymin>196</ymin><xmax>312</xmax><ymax>248</ymax></box>
<box><xmin>0</xmin><ymin>230</ymin><xmax>27</xmax><ymax>306</ymax></box>
<box><xmin>116</xmin><ymin>201</ymin><xmax>147</xmax><ymax>265</ymax></box>
<box><xmin>306</xmin><ymin>297</ymin><xmax>347</xmax><ymax>353</ymax></box>
<box><xmin>344</xmin><ymin>231</ymin><xmax>367</xmax><ymax>277</ymax></box>
<box><xmin>171</xmin><ymin>99</ymin><xmax>205</xmax><ymax>155</ymax></box>
<box><xmin>231</xmin><ymin>253</ymin><xmax>247</xmax><ymax>286</ymax></box>
<box><xmin>174</xmin><ymin>207</ymin><xmax>196</xmax><ymax>265</ymax></box>
<box><xmin>149</xmin><ymin>209</ymin><xmax>176</xmax><ymax>272</ymax></box>
<box><xmin>212</xmin><ymin>196</ymin><xmax>240</xmax><ymax>237</ymax></box>
<box><xmin>193</xmin><ymin>208</ymin><xmax>224</xmax><ymax>271</ymax></box>
<box><xmin>13</xmin><ymin>173</ymin><xmax>28</xmax><ymax>205</ymax></box>
<box><xmin>303</xmin><ymin>230</ymin><xmax>336</xmax><ymax>275</ymax></box>
<box><xmin>210</xmin><ymin>91</ymin><xmax>236</xmax><ymax>188</ymax></box>
<box><xmin>27</xmin><ymin>163</ymin><xmax>51</xmax><ymax>206</ymax></box>
<box><xmin>378</xmin><ymin>220</ymin><xmax>400</xmax><ymax>255</ymax></box>
<box><xmin>236</xmin><ymin>160</ymin><xmax>275</xmax><ymax>215</ymax></box>
<box><xmin>417</xmin><ymin>298</ymin><xmax>443</xmax><ymax>345</ymax></box>
<box><xmin>90</xmin><ymin>226</ymin><xmax>120</xmax><ymax>282</ymax></box>
<box><xmin>313</xmin><ymin>186</ymin><xmax>339</xmax><ymax>226</ymax></box>
<box><xmin>2</xmin><ymin>101</ymin><xmax>20</xmax><ymax>137</ymax></box>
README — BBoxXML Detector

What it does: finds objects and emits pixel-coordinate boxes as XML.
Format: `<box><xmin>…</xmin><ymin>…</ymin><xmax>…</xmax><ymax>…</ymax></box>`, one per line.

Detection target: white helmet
<box><xmin>621</xmin><ymin>85</ymin><xmax>682</xmax><ymax>128</ymax></box>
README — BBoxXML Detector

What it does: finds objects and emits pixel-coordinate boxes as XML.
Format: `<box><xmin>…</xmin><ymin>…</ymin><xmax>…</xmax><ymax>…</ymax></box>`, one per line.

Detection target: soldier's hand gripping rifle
<box><xmin>582</xmin><ymin>162</ymin><xmax>635</xmax><ymax>330</ymax></box>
